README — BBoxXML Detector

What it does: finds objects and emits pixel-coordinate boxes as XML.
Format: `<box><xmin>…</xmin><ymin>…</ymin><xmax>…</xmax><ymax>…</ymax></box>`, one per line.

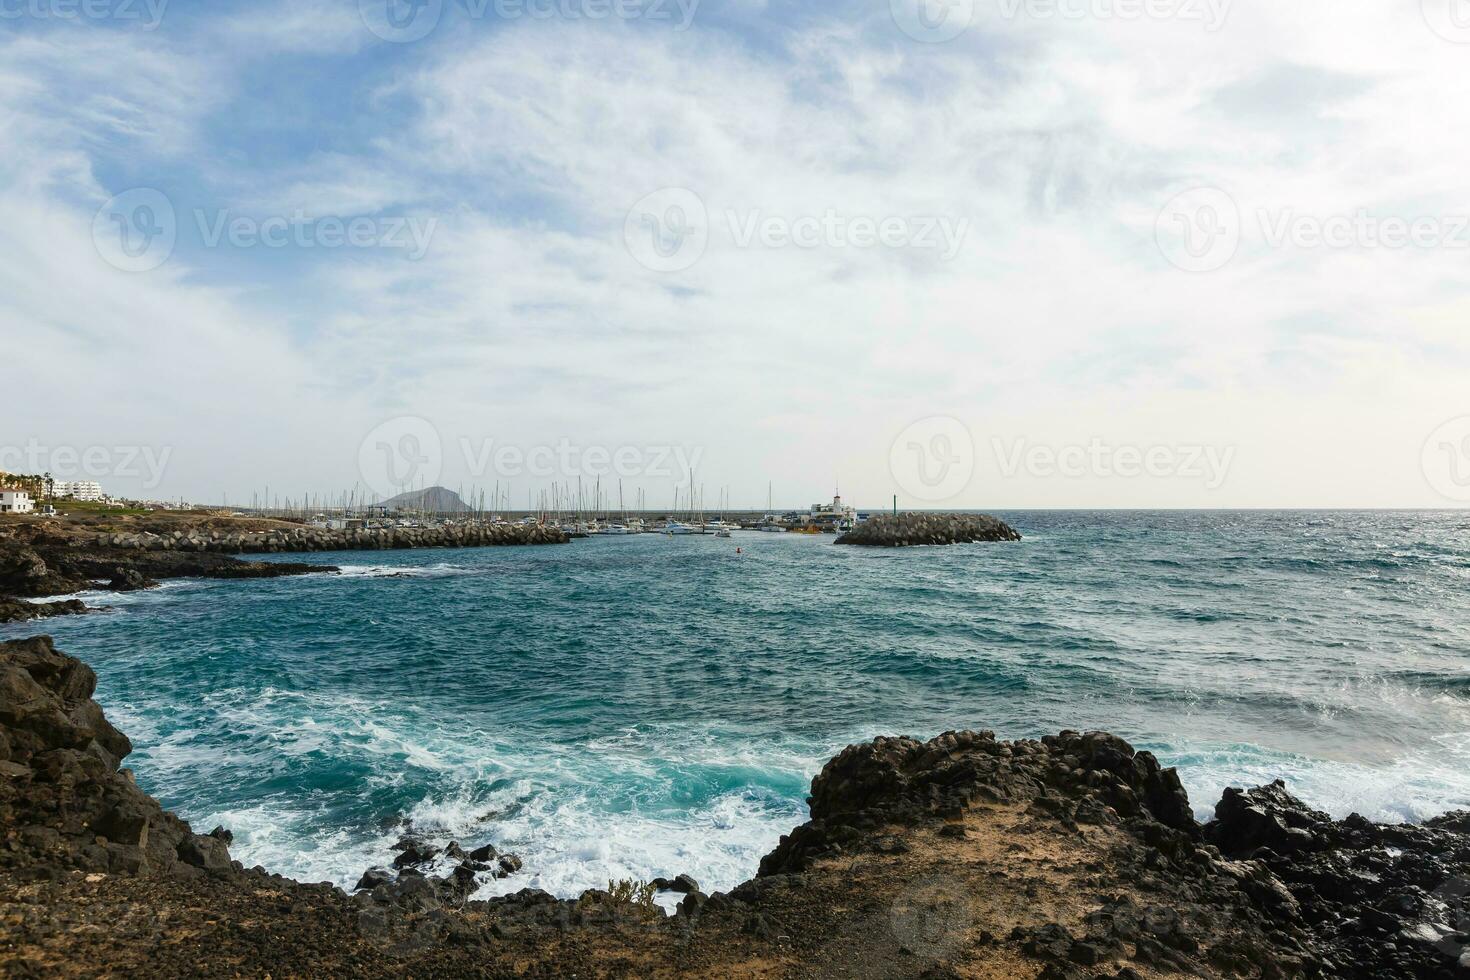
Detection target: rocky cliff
<box><xmin>2</xmin><ymin>636</ymin><xmax>1468</xmax><ymax>978</ymax></box>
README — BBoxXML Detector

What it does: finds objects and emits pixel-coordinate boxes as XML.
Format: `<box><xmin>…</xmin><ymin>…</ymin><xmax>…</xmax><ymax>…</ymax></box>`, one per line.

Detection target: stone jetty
<box><xmin>90</xmin><ymin>522</ymin><xmax>570</xmax><ymax>555</ymax></box>
<box><xmin>0</xmin><ymin>520</ymin><xmax>572</xmax><ymax>621</ymax></box>
<box><xmin>834</xmin><ymin>513</ymin><xmax>1021</xmax><ymax>547</ymax></box>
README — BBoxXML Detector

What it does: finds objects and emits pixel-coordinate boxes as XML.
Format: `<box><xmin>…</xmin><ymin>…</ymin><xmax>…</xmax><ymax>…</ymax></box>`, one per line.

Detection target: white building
<box><xmin>52</xmin><ymin>480</ymin><xmax>104</xmax><ymax>501</ymax></box>
<box><xmin>809</xmin><ymin>492</ymin><xmax>858</xmax><ymax>526</ymax></box>
<box><xmin>0</xmin><ymin>488</ymin><xmax>34</xmax><ymax>514</ymax></box>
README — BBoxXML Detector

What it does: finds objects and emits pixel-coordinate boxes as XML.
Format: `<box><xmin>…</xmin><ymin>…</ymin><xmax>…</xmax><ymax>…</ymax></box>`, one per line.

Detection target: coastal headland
<box><xmin>3</xmin><ymin>635</ymin><xmax>1467</xmax><ymax>978</ymax></box>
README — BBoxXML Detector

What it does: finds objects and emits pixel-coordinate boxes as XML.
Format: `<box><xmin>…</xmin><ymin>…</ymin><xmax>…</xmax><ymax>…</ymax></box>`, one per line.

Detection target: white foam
<box><xmin>210</xmin><ymin>781</ymin><xmax>801</xmax><ymax>900</ymax></box>
<box><xmin>200</xmin><ymin>801</ymin><xmax>393</xmax><ymax>888</ymax></box>
<box><xmin>163</xmin><ymin>702</ymin><xmax>812</xmax><ymax>898</ymax></box>
<box><xmin>1176</xmin><ymin>742</ymin><xmax>1470</xmax><ymax>825</ymax></box>
<box><xmin>17</xmin><ymin>578</ymin><xmax>202</xmax><ymax>606</ymax></box>
<box><xmin>467</xmin><ymin>785</ymin><xmax>798</xmax><ymax>902</ymax></box>
<box><xmin>331</xmin><ymin>563</ymin><xmax>472</xmax><ymax>580</ymax></box>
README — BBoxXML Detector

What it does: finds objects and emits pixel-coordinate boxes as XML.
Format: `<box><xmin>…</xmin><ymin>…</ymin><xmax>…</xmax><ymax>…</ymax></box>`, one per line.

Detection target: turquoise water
<box><xmin>8</xmin><ymin>511</ymin><xmax>1470</xmax><ymax>896</ymax></box>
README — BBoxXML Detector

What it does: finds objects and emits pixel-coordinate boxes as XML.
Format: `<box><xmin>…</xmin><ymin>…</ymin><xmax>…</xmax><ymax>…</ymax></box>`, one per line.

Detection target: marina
<box><xmin>223</xmin><ymin>486</ymin><xmax>883</xmax><ymax>541</ymax></box>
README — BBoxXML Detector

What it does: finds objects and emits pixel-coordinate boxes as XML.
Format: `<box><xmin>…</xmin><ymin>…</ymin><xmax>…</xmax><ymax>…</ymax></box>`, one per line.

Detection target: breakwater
<box><xmin>0</xmin><ymin>520</ymin><xmax>569</xmax><ymax>618</ymax></box>
<box><xmin>834</xmin><ymin>513</ymin><xmax>1021</xmax><ymax>547</ymax></box>
<box><xmin>91</xmin><ymin>522</ymin><xmax>570</xmax><ymax>554</ymax></box>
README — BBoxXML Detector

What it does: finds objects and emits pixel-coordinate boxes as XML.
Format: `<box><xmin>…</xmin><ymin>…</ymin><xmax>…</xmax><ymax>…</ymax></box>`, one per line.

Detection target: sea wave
<box><xmin>16</xmin><ymin>510</ymin><xmax>1470</xmax><ymax>897</ymax></box>
<box><xmin>16</xmin><ymin>578</ymin><xmax>198</xmax><ymax>605</ymax></box>
<box><xmin>330</xmin><ymin>563</ymin><xmax>474</xmax><ymax>579</ymax></box>
<box><xmin>1175</xmin><ymin>743</ymin><xmax>1470</xmax><ymax>825</ymax></box>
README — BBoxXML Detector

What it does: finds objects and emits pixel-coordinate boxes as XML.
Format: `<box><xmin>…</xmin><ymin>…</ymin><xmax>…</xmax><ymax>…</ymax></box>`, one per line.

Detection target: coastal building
<box><xmin>809</xmin><ymin>492</ymin><xmax>858</xmax><ymax>529</ymax></box>
<box><xmin>52</xmin><ymin>480</ymin><xmax>104</xmax><ymax>501</ymax></box>
<box><xmin>0</xmin><ymin>488</ymin><xmax>35</xmax><ymax>514</ymax></box>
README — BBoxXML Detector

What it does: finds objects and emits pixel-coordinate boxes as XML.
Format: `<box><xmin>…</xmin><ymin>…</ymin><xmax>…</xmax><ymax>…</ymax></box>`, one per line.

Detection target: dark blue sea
<box><xmin>8</xmin><ymin>511</ymin><xmax>1470</xmax><ymax>898</ymax></box>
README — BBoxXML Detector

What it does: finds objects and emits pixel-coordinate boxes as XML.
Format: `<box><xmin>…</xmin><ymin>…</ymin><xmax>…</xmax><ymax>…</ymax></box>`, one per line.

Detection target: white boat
<box><xmin>664</xmin><ymin>521</ymin><xmax>704</xmax><ymax>535</ymax></box>
<box><xmin>597</xmin><ymin>524</ymin><xmax>632</xmax><ymax>535</ymax></box>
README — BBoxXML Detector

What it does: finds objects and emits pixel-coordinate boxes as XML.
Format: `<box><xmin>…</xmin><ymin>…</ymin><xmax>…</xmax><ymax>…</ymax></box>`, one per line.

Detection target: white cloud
<box><xmin>0</xmin><ymin>31</ymin><xmax>219</xmax><ymax>164</ymax></box>
<box><xmin>215</xmin><ymin>0</ymin><xmax>372</xmax><ymax>56</ymax></box>
<box><xmin>4</xmin><ymin>5</ymin><xmax>1470</xmax><ymax>506</ymax></box>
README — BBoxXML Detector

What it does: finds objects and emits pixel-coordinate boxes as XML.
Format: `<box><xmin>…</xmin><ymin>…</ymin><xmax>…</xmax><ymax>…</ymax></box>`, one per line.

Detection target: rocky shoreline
<box><xmin>4</xmin><ymin>636</ymin><xmax>1468</xmax><ymax>977</ymax></box>
<box><xmin>836</xmin><ymin>513</ymin><xmax>1022</xmax><ymax>547</ymax></box>
<box><xmin>0</xmin><ymin>516</ymin><xmax>570</xmax><ymax>624</ymax></box>
<box><xmin>0</xmin><ymin>598</ymin><xmax>88</xmax><ymax>626</ymax></box>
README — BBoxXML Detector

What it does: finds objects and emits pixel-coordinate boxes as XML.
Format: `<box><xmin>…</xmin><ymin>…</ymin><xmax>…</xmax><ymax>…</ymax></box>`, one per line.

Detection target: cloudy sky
<box><xmin>3</xmin><ymin>0</ymin><xmax>1469</xmax><ymax>509</ymax></box>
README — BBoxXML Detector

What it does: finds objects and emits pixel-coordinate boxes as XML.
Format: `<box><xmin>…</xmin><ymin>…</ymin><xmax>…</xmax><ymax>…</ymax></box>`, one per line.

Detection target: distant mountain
<box><xmin>380</xmin><ymin>486</ymin><xmax>470</xmax><ymax>513</ymax></box>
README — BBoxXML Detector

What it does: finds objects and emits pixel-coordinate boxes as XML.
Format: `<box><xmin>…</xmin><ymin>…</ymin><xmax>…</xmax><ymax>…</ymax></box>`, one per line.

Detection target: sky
<box><xmin>3</xmin><ymin>0</ymin><xmax>1470</xmax><ymax>509</ymax></box>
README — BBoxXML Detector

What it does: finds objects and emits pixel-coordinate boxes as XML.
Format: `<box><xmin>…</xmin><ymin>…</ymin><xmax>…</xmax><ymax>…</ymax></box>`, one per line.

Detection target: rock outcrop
<box><xmin>1206</xmin><ymin>781</ymin><xmax>1470</xmax><ymax>979</ymax></box>
<box><xmin>0</xmin><ymin>598</ymin><xmax>88</xmax><ymax>625</ymax></box>
<box><xmin>835</xmin><ymin>513</ymin><xmax>1022</xmax><ymax>547</ymax></box>
<box><xmin>0</xmin><ymin>635</ymin><xmax>235</xmax><ymax>879</ymax></box>
<box><xmin>761</xmin><ymin>729</ymin><xmax>1195</xmax><ymax>879</ymax></box>
<box><xmin>758</xmin><ymin>728</ymin><xmax>1321</xmax><ymax>977</ymax></box>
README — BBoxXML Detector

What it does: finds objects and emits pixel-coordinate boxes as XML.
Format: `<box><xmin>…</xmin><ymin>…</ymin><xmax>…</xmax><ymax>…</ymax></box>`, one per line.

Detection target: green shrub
<box><xmin>581</xmin><ymin>879</ymin><xmax>657</xmax><ymax>912</ymax></box>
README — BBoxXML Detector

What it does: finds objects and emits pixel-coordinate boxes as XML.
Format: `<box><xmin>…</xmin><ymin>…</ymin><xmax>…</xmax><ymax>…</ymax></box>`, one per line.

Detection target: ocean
<box><xmin>9</xmin><ymin>511</ymin><xmax>1470</xmax><ymax>900</ymax></box>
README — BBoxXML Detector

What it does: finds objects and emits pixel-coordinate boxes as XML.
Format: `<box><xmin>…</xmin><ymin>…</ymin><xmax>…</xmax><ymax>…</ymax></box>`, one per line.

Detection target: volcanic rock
<box><xmin>0</xmin><ymin>636</ymin><xmax>233</xmax><ymax>880</ymax></box>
